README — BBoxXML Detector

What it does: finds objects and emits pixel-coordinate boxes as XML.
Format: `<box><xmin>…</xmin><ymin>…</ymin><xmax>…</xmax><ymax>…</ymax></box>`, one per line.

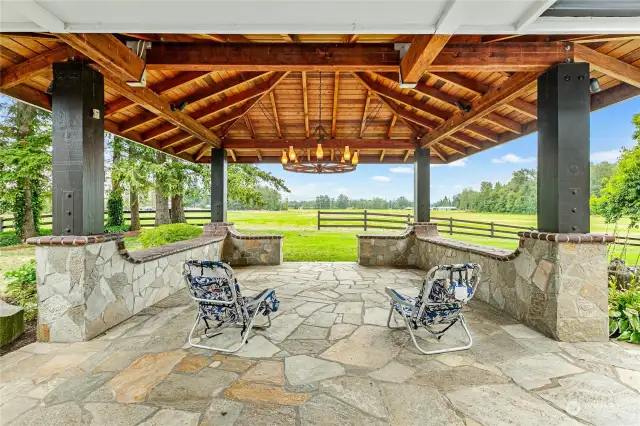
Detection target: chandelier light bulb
<box><xmin>316</xmin><ymin>143</ymin><xmax>323</xmax><ymax>160</ymax></box>
<box><xmin>351</xmin><ymin>150</ymin><xmax>359</xmax><ymax>165</ymax></box>
<box><xmin>288</xmin><ymin>145</ymin><xmax>296</xmax><ymax>161</ymax></box>
<box><xmin>344</xmin><ymin>145</ymin><xmax>351</xmax><ymax>161</ymax></box>
<box><xmin>281</xmin><ymin>150</ymin><xmax>288</xmax><ymax>164</ymax></box>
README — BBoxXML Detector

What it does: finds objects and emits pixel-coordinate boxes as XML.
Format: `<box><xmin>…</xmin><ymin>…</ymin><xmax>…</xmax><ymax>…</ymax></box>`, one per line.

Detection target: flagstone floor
<box><xmin>2</xmin><ymin>262</ymin><xmax>640</xmax><ymax>426</ymax></box>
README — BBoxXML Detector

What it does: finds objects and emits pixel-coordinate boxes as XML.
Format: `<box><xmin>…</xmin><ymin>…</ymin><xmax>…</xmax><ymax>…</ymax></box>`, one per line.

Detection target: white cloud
<box><xmin>389</xmin><ymin>166</ymin><xmax>413</xmax><ymax>174</ymax></box>
<box><xmin>372</xmin><ymin>176</ymin><xmax>391</xmax><ymax>182</ymax></box>
<box><xmin>591</xmin><ymin>149</ymin><xmax>621</xmax><ymax>163</ymax></box>
<box><xmin>491</xmin><ymin>153</ymin><xmax>536</xmax><ymax>164</ymax></box>
<box><xmin>334</xmin><ymin>187</ymin><xmax>349</xmax><ymax>194</ymax></box>
<box><xmin>431</xmin><ymin>158</ymin><xmax>467</xmax><ymax>168</ymax></box>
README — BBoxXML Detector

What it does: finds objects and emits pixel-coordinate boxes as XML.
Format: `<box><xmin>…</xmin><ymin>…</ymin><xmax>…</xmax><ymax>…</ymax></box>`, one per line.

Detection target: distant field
<box><xmin>1</xmin><ymin>210</ymin><xmax>638</xmax><ymax>281</ymax></box>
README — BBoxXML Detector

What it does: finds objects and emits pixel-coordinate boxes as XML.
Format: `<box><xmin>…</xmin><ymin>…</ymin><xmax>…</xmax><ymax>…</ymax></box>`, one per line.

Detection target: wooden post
<box><xmin>449</xmin><ymin>217</ymin><xmax>453</xmax><ymax>235</ymax></box>
<box><xmin>490</xmin><ymin>222</ymin><xmax>495</xmax><ymax>238</ymax></box>
<box><xmin>363</xmin><ymin>209</ymin><xmax>368</xmax><ymax>231</ymax></box>
<box><xmin>0</xmin><ymin>217</ymin><xmax>3</xmax><ymax>233</ymax></box>
<box><xmin>210</xmin><ymin>149</ymin><xmax>227</xmax><ymax>222</ymax></box>
<box><xmin>51</xmin><ymin>62</ymin><xmax>105</xmax><ymax>236</ymax></box>
<box><xmin>317</xmin><ymin>211</ymin><xmax>321</xmax><ymax>230</ymax></box>
<box><xmin>414</xmin><ymin>148</ymin><xmax>431</xmax><ymax>222</ymax></box>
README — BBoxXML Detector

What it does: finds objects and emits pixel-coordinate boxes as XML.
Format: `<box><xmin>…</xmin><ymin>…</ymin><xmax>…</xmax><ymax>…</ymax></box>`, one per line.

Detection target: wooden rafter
<box><xmin>195</xmin><ymin>144</ymin><xmax>210</xmax><ymax>162</ymax></box>
<box><xmin>56</xmin><ymin>33</ymin><xmax>145</xmax><ymax>82</ymax></box>
<box><xmin>105</xmin><ymin>71</ymin><xmax>209</xmax><ymax>116</ymax></box>
<box><xmin>256</xmin><ymin>150</ymin><xmax>262</xmax><ymax>161</ymax></box>
<box><xmin>400</xmin><ymin>34</ymin><xmax>452</xmax><ymax>83</ymax></box>
<box><xmin>196</xmin><ymin>153</ymin><xmax>434</xmax><ymax>165</ymax></box>
<box><xmin>244</xmin><ymin>115</ymin><xmax>255</xmax><ymax>138</ymax></box>
<box><xmin>228</xmin><ymin>149</ymin><xmax>237</xmax><ymax>162</ymax></box>
<box><xmin>574</xmin><ymin>44</ymin><xmax>640</xmax><ymax>88</ymax></box>
<box><xmin>421</xmin><ymin>72</ymin><xmax>539</xmax><ymax>148</ymax></box>
<box><xmin>403</xmin><ymin>150</ymin><xmax>411</xmax><ymax>162</ymax></box>
<box><xmin>347</xmin><ymin>34</ymin><xmax>360</xmax><ymax>44</ymax></box>
<box><xmin>331</xmin><ymin>72</ymin><xmax>340</xmax><ymax>137</ymax></box>
<box><xmin>380</xmin><ymin>150</ymin><xmax>385</xmax><ymax>161</ymax></box>
<box><xmin>269</xmin><ymin>91</ymin><xmax>282</xmax><ymax>138</ymax></box>
<box><xmin>301</xmin><ymin>71</ymin><xmax>310</xmax><ymax>137</ymax></box>
<box><xmin>360</xmin><ymin>91</ymin><xmax>372</xmax><ymax>137</ymax></box>
<box><xmin>431</xmin><ymin>144</ymin><xmax>447</xmax><ymax>161</ymax></box>
<box><xmin>0</xmin><ymin>46</ymin><xmax>70</xmax><ymax>89</ymax></box>
<box><xmin>387</xmin><ymin>115</ymin><xmax>397</xmax><ymax>137</ymax></box>
<box><xmin>222</xmin><ymin>139</ymin><xmax>416</xmax><ymax>150</ymax></box>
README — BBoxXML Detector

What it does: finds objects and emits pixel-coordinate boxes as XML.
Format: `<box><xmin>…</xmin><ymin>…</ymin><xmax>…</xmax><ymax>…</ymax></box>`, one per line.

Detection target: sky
<box><xmin>259</xmin><ymin>97</ymin><xmax>640</xmax><ymax>202</ymax></box>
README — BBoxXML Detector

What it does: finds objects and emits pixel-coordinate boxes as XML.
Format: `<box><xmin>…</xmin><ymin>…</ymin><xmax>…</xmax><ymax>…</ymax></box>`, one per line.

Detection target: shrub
<box><xmin>609</xmin><ymin>276</ymin><xmax>640</xmax><ymax>344</ymax></box>
<box><xmin>0</xmin><ymin>231</ymin><xmax>22</xmax><ymax>247</ymax></box>
<box><xmin>140</xmin><ymin>223</ymin><xmax>202</xmax><ymax>248</ymax></box>
<box><xmin>105</xmin><ymin>225</ymin><xmax>130</xmax><ymax>233</ymax></box>
<box><xmin>3</xmin><ymin>260</ymin><xmax>37</xmax><ymax>321</ymax></box>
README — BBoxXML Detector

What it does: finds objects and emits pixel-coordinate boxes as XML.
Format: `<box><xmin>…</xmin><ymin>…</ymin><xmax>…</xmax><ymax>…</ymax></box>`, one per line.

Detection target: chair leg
<box><xmin>387</xmin><ymin>302</ymin><xmax>406</xmax><ymax>329</ymax></box>
<box><xmin>404</xmin><ymin>314</ymin><xmax>473</xmax><ymax>355</ymax></box>
<box><xmin>187</xmin><ymin>307</ymin><xmax>265</xmax><ymax>353</ymax></box>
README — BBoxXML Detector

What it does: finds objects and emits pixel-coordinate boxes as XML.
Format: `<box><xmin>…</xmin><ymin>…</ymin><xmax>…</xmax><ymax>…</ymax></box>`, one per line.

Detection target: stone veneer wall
<box><xmin>27</xmin><ymin>223</ymin><xmax>282</xmax><ymax>342</ymax></box>
<box><xmin>358</xmin><ymin>223</ymin><xmax>613</xmax><ymax>342</ymax></box>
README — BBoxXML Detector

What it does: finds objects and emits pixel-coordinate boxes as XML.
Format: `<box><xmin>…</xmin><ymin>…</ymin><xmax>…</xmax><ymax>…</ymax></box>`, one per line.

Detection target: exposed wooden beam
<box><xmin>0</xmin><ymin>46</ymin><xmax>71</xmax><ymax>89</ymax></box>
<box><xmin>400</xmin><ymin>34</ymin><xmax>452</xmax><ymax>83</ymax></box>
<box><xmin>306</xmin><ymin>149</ymin><xmax>311</xmax><ymax>161</ymax></box>
<box><xmin>195</xmin><ymin>145</ymin><xmax>210</xmax><ymax>162</ymax></box>
<box><xmin>574</xmin><ymin>44</ymin><xmax>640</xmax><ymax>88</ymax></box>
<box><xmin>439</xmin><ymin>139</ymin><xmax>468</xmax><ymax>155</ymax></box>
<box><xmin>0</xmin><ymin>84</ymin><xmax>52</xmax><ymax>111</ymax></box>
<box><xmin>347</xmin><ymin>34</ymin><xmax>360</xmax><ymax>44</ymax></box>
<box><xmin>387</xmin><ymin>115</ymin><xmax>397</xmax><ymax>137</ymax></box>
<box><xmin>175</xmin><ymin>140</ymin><xmax>205</xmax><ymax>155</ymax></box>
<box><xmin>105</xmin><ymin>71</ymin><xmax>209</xmax><ymax>116</ymax></box>
<box><xmin>0</xmin><ymin>33</ymin><xmax>58</xmax><ymax>42</ymax></box>
<box><xmin>330</xmin><ymin>149</ymin><xmax>335</xmax><ymax>161</ymax></box>
<box><xmin>403</xmin><ymin>150</ymin><xmax>411</xmax><ymax>162</ymax></box>
<box><xmin>142</xmin><ymin>74</ymin><xmax>276</xmax><ymax>141</ymax></box>
<box><xmin>197</xmin><ymin>154</ymin><xmax>433</xmax><ymax>165</ymax></box>
<box><xmin>301</xmin><ymin>71</ymin><xmax>310</xmax><ymax>137</ymax></box>
<box><xmin>98</xmin><ymin>69</ymin><xmax>221</xmax><ymax>147</ymax></box>
<box><xmin>380</xmin><ymin>150</ymin><xmax>386</xmax><ymax>161</ymax></box>
<box><xmin>256</xmin><ymin>150</ymin><xmax>262</xmax><ymax>161</ymax></box>
<box><xmin>222</xmin><ymin>139</ymin><xmax>417</xmax><ymax>150</ymax></box>
<box><xmin>485</xmin><ymin>112</ymin><xmax>522</xmax><ymax>134</ymax></box>
<box><xmin>590</xmin><ymin>83</ymin><xmax>640</xmax><ymax>111</ymax></box>
<box><xmin>360</xmin><ymin>91</ymin><xmax>372</xmax><ymax>137</ymax></box>
<box><xmin>228</xmin><ymin>149</ymin><xmax>237</xmax><ymax>162</ymax></box>
<box><xmin>509</xmin><ymin>98</ymin><xmax>538</xmax><ymax>119</ymax></box>
<box><xmin>427</xmin><ymin>42</ymin><xmax>573</xmax><ymax>72</ymax></box>
<box><xmin>145</xmin><ymin>43</ymin><xmax>399</xmax><ymax>72</ymax></box>
<box><xmin>269</xmin><ymin>91</ymin><xmax>282</xmax><ymax>138</ymax></box>
<box><xmin>56</xmin><ymin>33</ymin><xmax>145</xmax><ymax>82</ymax></box>
<box><xmin>331</xmin><ymin>72</ymin><xmax>340</xmax><ymax>137</ymax></box>
<box><xmin>420</xmin><ymin>72</ymin><xmax>539</xmax><ymax>147</ymax></box>
<box><xmin>244</xmin><ymin>115</ymin><xmax>255</xmax><ymax>138</ymax></box>
<box><xmin>431</xmin><ymin>144</ymin><xmax>447</xmax><ymax>161</ymax></box>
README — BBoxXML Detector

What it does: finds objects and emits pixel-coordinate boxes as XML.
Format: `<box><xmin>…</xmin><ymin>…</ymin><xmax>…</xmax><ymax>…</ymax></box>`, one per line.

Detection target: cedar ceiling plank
<box><xmin>400</xmin><ymin>34</ymin><xmax>452</xmax><ymax>83</ymax></box>
<box><xmin>485</xmin><ymin>112</ymin><xmax>522</xmax><ymax>134</ymax></box>
<box><xmin>360</xmin><ymin>90</ymin><xmax>372</xmax><ymax>137</ymax></box>
<box><xmin>105</xmin><ymin>71</ymin><xmax>209</xmax><ymax>116</ymax></box>
<box><xmin>196</xmin><ymin>154</ymin><xmax>429</xmax><ymax>165</ymax></box>
<box><xmin>331</xmin><ymin>72</ymin><xmax>340</xmax><ymax>137</ymax></box>
<box><xmin>145</xmin><ymin>43</ymin><xmax>400</xmax><ymax>72</ymax></box>
<box><xmin>244</xmin><ymin>115</ymin><xmax>256</xmax><ymax>138</ymax></box>
<box><xmin>575</xmin><ymin>44</ymin><xmax>640</xmax><ymax>88</ymax></box>
<box><xmin>222</xmin><ymin>139</ymin><xmax>416</xmax><ymax>150</ymax></box>
<box><xmin>0</xmin><ymin>46</ymin><xmax>71</xmax><ymax>89</ymax></box>
<box><xmin>301</xmin><ymin>71</ymin><xmax>310</xmax><ymax>137</ymax></box>
<box><xmin>56</xmin><ymin>33</ymin><xmax>145</xmax><ymax>82</ymax></box>
<box><xmin>387</xmin><ymin>115</ymin><xmax>397</xmax><ymax>137</ymax></box>
<box><xmin>421</xmin><ymin>72</ymin><xmax>539</xmax><ymax>147</ymax></box>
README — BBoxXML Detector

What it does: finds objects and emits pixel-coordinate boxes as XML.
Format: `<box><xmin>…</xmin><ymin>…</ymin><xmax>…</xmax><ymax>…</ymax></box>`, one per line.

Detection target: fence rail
<box><xmin>317</xmin><ymin>210</ymin><xmax>640</xmax><ymax>246</ymax></box>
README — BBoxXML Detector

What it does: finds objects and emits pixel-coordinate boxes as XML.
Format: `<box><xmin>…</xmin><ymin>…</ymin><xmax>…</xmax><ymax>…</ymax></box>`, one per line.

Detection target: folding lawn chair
<box><xmin>386</xmin><ymin>263</ymin><xmax>481</xmax><ymax>355</ymax></box>
<box><xmin>183</xmin><ymin>260</ymin><xmax>279</xmax><ymax>353</ymax></box>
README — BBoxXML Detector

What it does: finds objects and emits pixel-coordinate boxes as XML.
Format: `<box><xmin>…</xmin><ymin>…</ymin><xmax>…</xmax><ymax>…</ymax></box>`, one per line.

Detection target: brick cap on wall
<box><xmin>26</xmin><ymin>233</ymin><xmax>123</xmax><ymax>246</ymax></box>
<box><xmin>518</xmin><ymin>231</ymin><xmax>615</xmax><ymax>243</ymax></box>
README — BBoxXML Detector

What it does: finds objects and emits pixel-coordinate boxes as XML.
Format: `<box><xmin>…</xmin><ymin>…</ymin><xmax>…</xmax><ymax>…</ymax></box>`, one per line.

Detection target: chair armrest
<box><xmin>244</xmin><ymin>289</ymin><xmax>275</xmax><ymax>308</ymax></box>
<box><xmin>385</xmin><ymin>287</ymin><xmax>412</xmax><ymax>306</ymax></box>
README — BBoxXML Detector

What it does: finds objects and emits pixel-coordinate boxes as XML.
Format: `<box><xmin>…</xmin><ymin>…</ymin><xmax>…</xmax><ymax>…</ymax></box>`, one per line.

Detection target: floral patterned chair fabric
<box><xmin>386</xmin><ymin>263</ymin><xmax>481</xmax><ymax>355</ymax></box>
<box><xmin>183</xmin><ymin>260</ymin><xmax>279</xmax><ymax>352</ymax></box>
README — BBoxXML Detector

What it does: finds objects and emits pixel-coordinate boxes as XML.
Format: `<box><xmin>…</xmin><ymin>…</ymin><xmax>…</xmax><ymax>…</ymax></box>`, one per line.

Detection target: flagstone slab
<box><xmin>285</xmin><ymin>355</ymin><xmax>345</xmax><ymax>385</ymax></box>
<box><xmin>319</xmin><ymin>376</ymin><xmax>388</xmax><ymax>418</ymax></box>
<box><xmin>44</xmin><ymin>372</ymin><xmax>114</xmax><ymax>405</ymax></box>
<box><xmin>299</xmin><ymin>394</ymin><xmax>387</xmax><ymax>426</ymax></box>
<box><xmin>33</xmin><ymin>352</ymin><xmax>97</xmax><ymax>383</ymax></box>
<box><xmin>500</xmin><ymin>324</ymin><xmax>545</xmax><ymax>339</ymax></box>
<box><xmin>447</xmin><ymin>384</ymin><xmax>581</xmax><ymax>426</ymax></box>
<box><xmin>107</xmin><ymin>350</ymin><xmax>186</xmax><ymax>403</ymax></box>
<box><xmin>0</xmin><ymin>396</ymin><xmax>38</xmax><ymax>425</ymax></box>
<box><xmin>558</xmin><ymin>342</ymin><xmax>640</xmax><ymax>371</ymax></box>
<box><xmin>295</xmin><ymin>302</ymin><xmax>327</xmax><ymax>317</ymax></box>
<box><xmin>212</xmin><ymin>355</ymin><xmax>256</xmax><ymax>373</ymax></box>
<box><xmin>369</xmin><ymin>361</ymin><xmax>414</xmax><ymax>383</ymax></box>
<box><xmin>380</xmin><ymin>383</ymin><xmax>464</xmax><ymax>426</ymax></box>
<box><xmin>147</xmin><ymin>368</ymin><xmax>238</xmax><ymax>411</ymax></box>
<box><xmin>304</xmin><ymin>311</ymin><xmax>338</xmax><ymax>327</ymax></box>
<box><xmin>334</xmin><ymin>302</ymin><xmax>363</xmax><ymax>314</ymax></box>
<box><xmin>279</xmin><ymin>339</ymin><xmax>332</xmax><ymax>355</ymax></box>
<box><xmin>173</xmin><ymin>355</ymin><xmax>210</xmax><ymax>373</ymax></box>
<box><xmin>329</xmin><ymin>324</ymin><xmax>358</xmax><ymax>341</ymax></box>
<box><xmin>363</xmin><ymin>307</ymin><xmax>391</xmax><ymax>326</ymax></box>
<box><xmin>242</xmin><ymin>360</ymin><xmax>284</xmax><ymax>385</ymax></box>
<box><xmin>616</xmin><ymin>367</ymin><xmax>640</xmax><ymax>393</ymax></box>
<box><xmin>537</xmin><ymin>372</ymin><xmax>640</xmax><ymax>426</ymax></box>
<box><xmin>416</xmin><ymin>365</ymin><xmax>509</xmax><ymax>393</ymax></box>
<box><xmin>84</xmin><ymin>403</ymin><xmax>157</xmax><ymax>426</ymax></box>
<box><xmin>288</xmin><ymin>325</ymin><xmax>329</xmax><ymax>340</ymax></box>
<box><xmin>235</xmin><ymin>335</ymin><xmax>281</xmax><ymax>358</ymax></box>
<box><xmin>321</xmin><ymin>326</ymin><xmax>406</xmax><ymax>369</ymax></box>
<box><xmin>10</xmin><ymin>402</ymin><xmax>88</xmax><ymax>426</ymax></box>
<box><xmin>137</xmin><ymin>409</ymin><xmax>200</xmax><ymax>426</ymax></box>
<box><xmin>224</xmin><ymin>381</ymin><xmax>310</xmax><ymax>405</ymax></box>
<box><xmin>498</xmin><ymin>353</ymin><xmax>584</xmax><ymax>389</ymax></box>
<box><xmin>199</xmin><ymin>398</ymin><xmax>244</xmax><ymax>426</ymax></box>
<box><xmin>234</xmin><ymin>404</ymin><xmax>297</xmax><ymax>426</ymax></box>
<box><xmin>265</xmin><ymin>313</ymin><xmax>305</xmax><ymax>342</ymax></box>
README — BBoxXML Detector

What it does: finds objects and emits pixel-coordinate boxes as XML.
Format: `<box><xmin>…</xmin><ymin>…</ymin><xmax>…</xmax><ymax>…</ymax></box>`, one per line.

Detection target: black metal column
<box><xmin>414</xmin><ymin>148</ymin><xmax>431</xmax><ymax>222</ymax></box>
<box><xmin>210</xmin><ymin>148</ymin><xmax>227</xmax><ymax>222</ymax></box>
<box><xmin>537</xmin><ymin>63</ymin><xmax>590</xmax><ymax>233</ymax></box>
<box><xmin>52</xmin><ymin>62</ymin><xmax>105</xmax><ymax>236</ymax></box>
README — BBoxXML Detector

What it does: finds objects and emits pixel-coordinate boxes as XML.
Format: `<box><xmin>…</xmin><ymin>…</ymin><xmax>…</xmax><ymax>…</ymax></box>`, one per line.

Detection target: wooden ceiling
<box><xmin>1</xmin><ymin>32</ymin><xmax>639</xmax><ymax>165</ymax></box>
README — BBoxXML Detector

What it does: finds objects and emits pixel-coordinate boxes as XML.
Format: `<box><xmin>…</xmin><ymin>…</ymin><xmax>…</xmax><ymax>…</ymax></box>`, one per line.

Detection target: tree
<box><xmin>590</xmin><ymin>161</ymin><xmax>616</xmax><ymax>197</ymax></box>
<box><xmin>335</xmin><ymin>194</ymin><xmax>349</xmax><ymax>209</ymax></box>
<box><xmin>591</xmin><ymin>115</ymin><xmax>640</xmax><ymax>228</ymax></box>
<box><xmin>106</xmin><ymin>135</ymin><xmax>125</xmax><ymax>227</ymax></box>
<box><xmin>154</xmin><ymin>151</ymin><xmax>171</xmax><ymax>226</ymax></box>
<box><xmin>0</xmin><ymin>101</ymin><xmax>51</xmax><ymax>239</ymax></box>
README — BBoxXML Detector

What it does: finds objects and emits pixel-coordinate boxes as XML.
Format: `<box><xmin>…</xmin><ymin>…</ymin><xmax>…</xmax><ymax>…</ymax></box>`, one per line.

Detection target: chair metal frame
<box><xmin>183</xmin><ymin>260</ymin><xmax>276</xmax><ymax>353</ymax></box>
<box><xmin>386</xmin><ymin>263</ymin><xmax>481</xmax><ymax>355</ymax></box>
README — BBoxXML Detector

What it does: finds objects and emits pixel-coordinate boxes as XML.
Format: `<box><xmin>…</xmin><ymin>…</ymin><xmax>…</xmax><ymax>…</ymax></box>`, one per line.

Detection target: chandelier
<box><xmin>281</xmin><ymin>72</ymin><xmax>358</xmax><ymax>174</ymax></box>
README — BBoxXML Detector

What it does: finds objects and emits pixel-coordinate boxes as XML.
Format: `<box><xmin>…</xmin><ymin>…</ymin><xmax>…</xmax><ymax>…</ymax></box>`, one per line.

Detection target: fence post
<box><xmin>449</xmin><ymin>217</ymin><xmax>453</xmax><ymax>235</ymax></box>
<box><xmin>364</xmin><ymin>209</ymin><xmax>367</xmax><ymax>231</ymax></box>
<box><xmin>490</xmin><ymin>222</ymin><xmax>495</xmax><ymax>238</ymax></box>
<box><xmin>407</xmin><ymin>213</ymin><xmax>411</xmax><ymax>225</ymax></box>
<box><xmin>0</xmin><ymin>217</ymin><xmax>3</xmax><ymax>233</ymax></box>
<box><xmin>317</xmin><ymin>210</ymin><xmax>320</xmax><ymax>230</ymax></box>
